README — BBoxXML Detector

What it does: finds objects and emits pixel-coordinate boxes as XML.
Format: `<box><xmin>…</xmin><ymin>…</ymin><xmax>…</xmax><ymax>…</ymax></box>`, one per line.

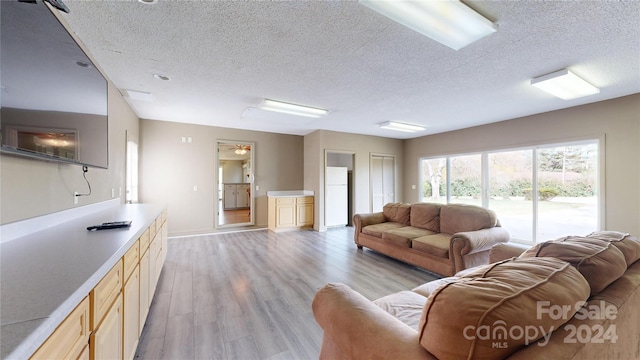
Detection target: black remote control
<box><xmin>87</xmin><ymin>221</ymin><xmax>132</xmax><ymax>231</ymax></box>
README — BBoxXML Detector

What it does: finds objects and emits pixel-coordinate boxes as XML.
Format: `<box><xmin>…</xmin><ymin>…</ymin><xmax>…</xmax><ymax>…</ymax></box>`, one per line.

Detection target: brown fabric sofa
<box><xmin>313</xmin><ymin>231</ymin><xmax>640</xmax><ymax>360</ymax></box>
<box><xmin>353</xmin><ymin>202</ymin><xmax>510</xmax><ymax>276</ymax></box>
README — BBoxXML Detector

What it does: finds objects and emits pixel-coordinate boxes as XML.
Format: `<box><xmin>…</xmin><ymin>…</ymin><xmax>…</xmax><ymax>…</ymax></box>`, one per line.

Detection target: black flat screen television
<box><xmin>1</xmin><ymin>0</ymin><xmax>109</xmax><ymax>169</ymax></box>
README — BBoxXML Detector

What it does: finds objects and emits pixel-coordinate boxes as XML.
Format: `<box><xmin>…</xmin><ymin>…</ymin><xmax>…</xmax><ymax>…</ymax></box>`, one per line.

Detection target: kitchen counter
<box><xmin>0</xmin><ymin>201</ymin><xmax>164</xmax><ymax>359</ymax></box>
<box><xmin>266</xmin><ymin>190</ymin><xmax>314</xmax><ymax>198</ymax></box>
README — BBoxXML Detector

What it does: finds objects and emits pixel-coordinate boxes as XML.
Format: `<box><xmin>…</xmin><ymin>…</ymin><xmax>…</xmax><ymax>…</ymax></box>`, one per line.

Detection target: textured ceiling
<box><xmin>61</xmin><ymin>0</ymin><xmax>640</xmax><ymax>140</ymax></box>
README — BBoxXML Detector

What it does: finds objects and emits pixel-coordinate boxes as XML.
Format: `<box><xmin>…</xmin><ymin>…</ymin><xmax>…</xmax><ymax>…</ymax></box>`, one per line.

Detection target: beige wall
<box><xmin>139</xmin><ymin>120</ymin><xmax>303</xmax><ymax>236</ymax></box>
<box><xmin>0</xmin><ymin>84</ymin><xmax>139</xmax><ymax>224</ymax></box>
<box><xmin>404</xmin><ymin>94</ymin><xmax>640</xmax><ymax>236</ymax></box>
<box><xmin>304</xmin><ymin>130</ymin><xmax>404</xmax><ymax>231</ymax></box>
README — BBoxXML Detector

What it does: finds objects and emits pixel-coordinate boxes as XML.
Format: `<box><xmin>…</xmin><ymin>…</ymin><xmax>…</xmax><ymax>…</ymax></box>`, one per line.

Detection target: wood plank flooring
<box><xmin>134</xmin><ymin>226</ymin><xmax>439</xmax><ymax>360</ymax></box>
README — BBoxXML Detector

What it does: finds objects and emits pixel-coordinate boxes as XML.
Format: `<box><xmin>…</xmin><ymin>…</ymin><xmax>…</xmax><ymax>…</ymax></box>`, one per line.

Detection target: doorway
<box><xmin>216</xmin><ymin>140</ymin><xmax>254</xmax><ymax>228</ymax></box>
<box><xmin>325</xmin><ymin>151</ymin><xmax>355</xmax><ymax>227</ymax></box>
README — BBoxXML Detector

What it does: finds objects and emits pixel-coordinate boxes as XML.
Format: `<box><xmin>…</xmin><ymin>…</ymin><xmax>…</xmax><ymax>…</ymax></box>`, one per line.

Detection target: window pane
<box><xmin>488</xmin><ymin>150</ymin><xmax>533</xmax><ymax>243</ymax></box>
<box><xmin>420</xmin><ymin>158</ymin><xmax>447</xmax><ymax>204</ymax></box>
<box><xmin>537</xmin><ymin>143</ymin><xmax>598</xmax><ymax>241</ymax></box>
<box><xmin>450</xmin><ymin>154</ymin><xmax>482</xmax><ymax>206</ymax></box>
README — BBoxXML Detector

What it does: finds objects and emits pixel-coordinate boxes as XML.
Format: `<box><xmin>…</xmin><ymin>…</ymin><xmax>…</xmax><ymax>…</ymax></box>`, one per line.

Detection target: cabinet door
<box><xmin>224</xmin><ymin>184</ymin><xmax>237</xmax><ymax>209</ymax></box>
<box><xmin>139</xmin><ymin>249</ymin><xmax>150</xmax><ymax>335</ymax></box>
<box><xmin>90</xmin><ymin>293</ymin><xmax>122</xmax><ymax>360</ymax></box>
<box><xmin>236</xmin><ymin>184</ymin><xmax>250</xmax><ymax>208</ymax></box>
<box><xmin>123</xmin><ymin>266</ymin><xmax>140</xmax><ymax>360</ymax></box>
<box><xmin>296</xmin><ymin>197</ymin><xmax>314</xmax><ymax>226</ymax></box>
<box><xmin>276</xmin><ymin>198</ymin><xmax>296</xmax><ymax>227</ymax></box>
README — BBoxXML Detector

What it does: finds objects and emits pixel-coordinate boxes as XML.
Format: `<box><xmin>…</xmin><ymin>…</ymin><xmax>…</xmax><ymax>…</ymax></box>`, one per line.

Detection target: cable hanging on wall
<box><xmin>75</xmin><ymin>165</ymin><xmax>92</xmax><ymax>198</ymax></box>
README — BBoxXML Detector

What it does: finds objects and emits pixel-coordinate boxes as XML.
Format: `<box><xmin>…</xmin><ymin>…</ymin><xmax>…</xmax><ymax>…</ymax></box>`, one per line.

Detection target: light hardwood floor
<box><xmin>134</xmin><ymin>226</ymin><xmax>439</xmax><ymax>360</ymax></box>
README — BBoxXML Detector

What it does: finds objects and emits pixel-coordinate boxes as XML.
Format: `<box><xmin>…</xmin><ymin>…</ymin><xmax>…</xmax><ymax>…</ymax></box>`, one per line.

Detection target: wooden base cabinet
<box><xmin>90</xmin><ymin>293</ymin><xmax>122</xmax><ymax>360</ymax></box>
<box><xmin>123</xmin><ymin>266</ymin><xmax>140</xmax><ymax>360</ymax></box>
<box><xmin>268</xmin><ymin>196</ymin><xmax>314</xmax><ymax>232</ymax></box>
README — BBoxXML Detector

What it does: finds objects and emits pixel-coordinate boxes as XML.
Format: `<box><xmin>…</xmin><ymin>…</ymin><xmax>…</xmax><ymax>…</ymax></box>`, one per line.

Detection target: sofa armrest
<box><xmin>489</xmin><ymin>242</ymin><xmax>530</xmax><ymax>263</ymax></box>
<box><xmin>353</xmin><ymin>212</ymin><xmax>386</xmax><ymax>243</ymax></box>
<box><xmin>312</xmin><ymin>283</ymin><xmax>432</xmax><ymax>360</ymax></box>
<box><xmin>451</xmin><ymin>226</ymin><xmax>511</xmax><ymax>256</ymax></box>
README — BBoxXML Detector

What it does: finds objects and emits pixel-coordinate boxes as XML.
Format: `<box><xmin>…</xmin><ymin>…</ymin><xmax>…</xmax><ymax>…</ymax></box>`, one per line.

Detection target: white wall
<box><xmin>139</xmin><ymin>119</ymin><xmax>304</xmax><ymax>236</ymax></box>
<box><xmin>404</xmin><ymin>94</ymin><xmax>640</xmax><ymax>237</ymax></box>
<box><xmin>221</xmin><ymin>160</ymin><xmax>244</xmax><ymax>183</ymax></box>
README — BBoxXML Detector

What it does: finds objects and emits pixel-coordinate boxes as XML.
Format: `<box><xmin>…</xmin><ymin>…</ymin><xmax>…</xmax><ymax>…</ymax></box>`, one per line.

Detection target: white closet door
<box><xmin>371</xmin><ymin>155</ymin><xmax>395</xmax><ymax>212</ymax></box>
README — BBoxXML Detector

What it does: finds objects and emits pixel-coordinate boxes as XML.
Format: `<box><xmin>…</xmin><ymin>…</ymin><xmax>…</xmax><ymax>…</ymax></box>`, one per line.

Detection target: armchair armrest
<box><xmin>312</xmin><ymin>283</ymin><xmax>432</xmax><ymax>360</ymax></box>
<box><xmin>489</xmin><ymin>242</ymin><xmax>530</xmax><ymax>263</ymax></box>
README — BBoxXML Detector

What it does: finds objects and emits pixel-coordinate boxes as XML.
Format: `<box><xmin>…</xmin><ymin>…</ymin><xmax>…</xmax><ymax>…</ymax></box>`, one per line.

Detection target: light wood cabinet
<box><xmin>90</xmin><ymin>293</ymin><xmax>122</xmax><ymax>360</ymax></box>
<box><xmin>296</xmin><ymin>196</ymin><xmax>314</xmax><ymax>227</ymax></box>
<box><xmin>90</xmin><ymin>259</ymin><xmax>122</xmax><ymax>330</ymax></box>
<box><xmin>268</xmin><ymin>196</ymin><xmax>314</xmax><ymax>232</ymax></box>
<box><xmin>31</xmin><ymin>297</ymin><xmax>90</xmax><ymax>360</ymax></box>
<box><xmin>139</xmin><ymin>247</ymin><xmax>150</xmax><ymax>334</ymax></box>
<box><xmin>123</xmin><ymin>265</ymin><xmax>140</xmax><ymax>360</ymax></box>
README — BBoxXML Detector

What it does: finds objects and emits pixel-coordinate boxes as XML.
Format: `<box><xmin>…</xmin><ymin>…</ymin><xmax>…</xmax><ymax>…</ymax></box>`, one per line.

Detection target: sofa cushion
<box><xmin>362</xmin><ymin>222</ymin><xmax>406</xmax><ymax>238</ymax></box>
<box><xmin>382</xmin><ymin>227</ymin><xmax>437</xmax><ymax>248</ymax></box>
<box><xmin>373</xmin><ymin>291</ymin><xmax>427</xmax><ymax>331</ymax></box>
<box><xmin>410</xmin><ymin>203</ymin><xmax>441</xmax><ymax>232</ymax></box>
<box><xmin>440</xmin><ymin>204</ymin><xmax>498</xmax><ymax>235</ymax></box>
<box><xmin>418</xmin><ymin>257</ymin><xmax>590</xmax><ymax>360</ymax></box>
<box><xmin>520</xmin><ymin>236</ymin><xmax>627</xmax><ymax>295</ymax></box>
<box><xmin>383</xmin><ymin>203</ymin><xmax>411</xmax><ymax>225</ymax></box>
<box><xmin>412</xmin><ymin>234</ymin><xmax>450</xmax><ymax>258</ymax></box>
<box><xmin>587</xmin><ymin>231</ymin><xmax>640</xmax><ymax>266</ymax></box>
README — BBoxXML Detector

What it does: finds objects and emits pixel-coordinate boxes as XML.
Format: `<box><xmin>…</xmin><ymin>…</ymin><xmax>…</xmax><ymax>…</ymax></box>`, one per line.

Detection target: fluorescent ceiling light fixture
<box><xmin>260</xmin><ymin>99</ymin><xmax>328</xmax><ymax>118</ymax></box>
<box><xmin>359</xmin><ymin>0</ymin><xmax>497</xmax><ymax>50</ymax></box>
<box><xmin>530</xmin><ymin>69</ymin><xmax>600</xmax><ymax>100</ymax></box>
<box><xmin>379</xmin><ymin>121</ymin><xmax>425</xmax><ymax>133</ymax></box>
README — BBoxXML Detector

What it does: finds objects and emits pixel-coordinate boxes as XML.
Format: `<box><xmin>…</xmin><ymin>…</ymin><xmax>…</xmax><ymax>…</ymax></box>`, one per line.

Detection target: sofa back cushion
<box><xmin>418</xmin><ymin>257</ymin><xmax>590</xmax><ymax>360</ymax></box>
<box><xmin>520</xmin><ymin>236</ymin><xmax>627</xmax><ymax>296</ymax></box>
<box><xmin>410</xmin><ymin>203</ymin><xmax>441</xmax><ymax>232</ymax></box>
<box><xmin>586</xmin><ymin>231</ymin><xmax>640</xmax><ymax>266</ymax></box>
<box><xmin>439</xmin><ymin>204</ymin><xmax>498</xmax><ymax>235</ymax></box>
<box><xmin>382</xmin><ymin>203</ymin><xmax>411</xmax><ymax>225</ymax></box>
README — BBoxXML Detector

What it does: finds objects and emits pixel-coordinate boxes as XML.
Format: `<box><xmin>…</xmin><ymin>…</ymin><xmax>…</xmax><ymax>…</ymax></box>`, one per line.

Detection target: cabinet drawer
<box><xmin>155</xmin><ymin>216</ymin><xmax>162</xmax><ymax>233</ymax></box>
<box><xmin>31</xmin><ymin>297</ymin><xmax>90</xmax><ymax>360</ymax></box>
<box><xmin>297</xmin><ymin>196</ymin><xmax>313</xmax><ymax>204</ymax></box>
<box><xmin>161</xmin><ymin>209</ymin><xmax>168</xmax><ymax>223</ymax></box>
<box><xmin>276</xmin><ymin>197</ymin><xmax>295</xmax><ymax>205</ymax></box>
<box><xmin>123</xmin><ymin>240</ymin><xmax>139</xmax><ymax>282</ymax></box>
<box><xmin>139</xmin><ymin>228</ymin><xmax>150</xmax><ymax>254</ymax></box>
<box><xmin>90</xmin><ymin>259</ymin><xmax>123</xmax><ymax>330</ymax></box>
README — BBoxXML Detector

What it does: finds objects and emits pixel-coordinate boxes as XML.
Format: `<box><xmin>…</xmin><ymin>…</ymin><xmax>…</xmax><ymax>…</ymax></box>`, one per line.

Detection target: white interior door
<box><xmin>371</xmin><ymin>155</ymin><xmax>395</xmax><ymax>212</ymax></box>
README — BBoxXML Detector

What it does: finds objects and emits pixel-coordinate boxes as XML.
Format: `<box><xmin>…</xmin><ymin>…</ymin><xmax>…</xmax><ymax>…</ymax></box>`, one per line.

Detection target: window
<box><xmin>419</xmin><ymin>140</ymin><xmax>600</xmax><ymax>244</ymax></box>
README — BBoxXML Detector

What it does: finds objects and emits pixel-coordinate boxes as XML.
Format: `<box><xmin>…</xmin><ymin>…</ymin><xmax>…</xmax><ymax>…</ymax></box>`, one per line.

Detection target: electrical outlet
<box><xmin>256</xmin><ymin>185</ymin><xmax>259</xmax><ymax>191</ymax></box>
<box><xmin>111</xmin><ymin>188</ymin><xmax>115</xmax><ymax>198</ymax></box>
<box><xmin>74</xmin><ymin>192</ymin><xmax>79</xmax><ymax>204</ymax></box>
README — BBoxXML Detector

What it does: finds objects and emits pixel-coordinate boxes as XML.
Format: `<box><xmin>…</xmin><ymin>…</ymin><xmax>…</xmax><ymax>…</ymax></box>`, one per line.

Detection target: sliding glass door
<box><xmin>420</xmin><ymin>140</ymin><xmax>600</xmax><ymax>244</ymax></box>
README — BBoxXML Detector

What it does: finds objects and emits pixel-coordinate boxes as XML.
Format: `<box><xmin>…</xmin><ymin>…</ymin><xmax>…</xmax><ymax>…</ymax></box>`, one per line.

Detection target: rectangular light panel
<box><xmin>359</xmin><ymin>0</ymin><xmax>497</xmax><ymax>50</ymax></box>
<box><xmin>530</xmin><ymin>69</ymin><xmax>600</xmax><ymax>100</ymax></box>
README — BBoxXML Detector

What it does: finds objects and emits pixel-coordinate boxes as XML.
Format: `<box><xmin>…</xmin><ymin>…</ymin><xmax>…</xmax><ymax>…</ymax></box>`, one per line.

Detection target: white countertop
<box><xmin>0</xmin><ymin>202</ymin><xmax>164</xmax><ymax>359</ymax></box>
<box><xmin>267</xmin><ymin>190</ymin><xmax>314</xmax><ymax>198</ymax></box>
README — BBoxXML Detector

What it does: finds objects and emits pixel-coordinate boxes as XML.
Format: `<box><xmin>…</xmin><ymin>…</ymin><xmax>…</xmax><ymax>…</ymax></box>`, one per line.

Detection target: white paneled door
<box><xmin>371</xmin><ymin>155</ymin><xmax>395</xmax><ymax>212</ymax></box>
